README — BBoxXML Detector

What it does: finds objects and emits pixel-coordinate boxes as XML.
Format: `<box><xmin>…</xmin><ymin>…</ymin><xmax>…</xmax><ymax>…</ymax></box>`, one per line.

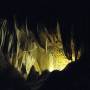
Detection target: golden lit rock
<box><xmin>0</xmin><ymin>19</ymin><xmax>81</xmax><ymax>79</ymax></box>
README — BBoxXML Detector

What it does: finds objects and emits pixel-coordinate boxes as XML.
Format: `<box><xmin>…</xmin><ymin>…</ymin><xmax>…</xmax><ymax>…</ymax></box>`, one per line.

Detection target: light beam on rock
<box><xmin>0</xmin><ymin>19</ymin><xmax>81</xmax><ymax>79</ymax></box>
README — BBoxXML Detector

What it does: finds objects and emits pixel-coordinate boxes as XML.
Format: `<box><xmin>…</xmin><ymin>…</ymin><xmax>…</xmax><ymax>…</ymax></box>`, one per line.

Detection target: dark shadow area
<box><xmin>40</xmin><ymin>55</ymin><xmax>90</xmax><ymax>90</ymax></box>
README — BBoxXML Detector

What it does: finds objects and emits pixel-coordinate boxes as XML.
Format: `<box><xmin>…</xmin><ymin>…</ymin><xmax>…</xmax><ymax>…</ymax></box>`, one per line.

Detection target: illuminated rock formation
<box><xmin>0</xmin><ymin>19</ymin><xmax>81</xmax><ymax>79</ymax></box>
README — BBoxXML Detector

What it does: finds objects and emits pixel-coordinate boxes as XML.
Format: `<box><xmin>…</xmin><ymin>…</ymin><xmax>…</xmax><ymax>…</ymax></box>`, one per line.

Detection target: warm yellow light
<box><xmin>0</xmin><ymin>20</ymin><xmax>81</xmax><ymax>79</ymax></box>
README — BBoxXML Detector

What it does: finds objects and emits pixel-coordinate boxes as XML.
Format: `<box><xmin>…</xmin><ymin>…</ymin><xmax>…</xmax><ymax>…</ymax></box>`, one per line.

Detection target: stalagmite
<box><xmin>0</xmin><ymin>19</ymin><xmax>81</xmax><ymax>79</ymax></box>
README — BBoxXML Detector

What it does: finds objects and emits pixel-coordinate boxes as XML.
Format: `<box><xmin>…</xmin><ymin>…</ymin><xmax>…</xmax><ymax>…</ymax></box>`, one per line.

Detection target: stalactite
<box><xmin>0</xmin><ymin>18</ymin><xmax>81</xmax><ymax>79</ymax></box>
